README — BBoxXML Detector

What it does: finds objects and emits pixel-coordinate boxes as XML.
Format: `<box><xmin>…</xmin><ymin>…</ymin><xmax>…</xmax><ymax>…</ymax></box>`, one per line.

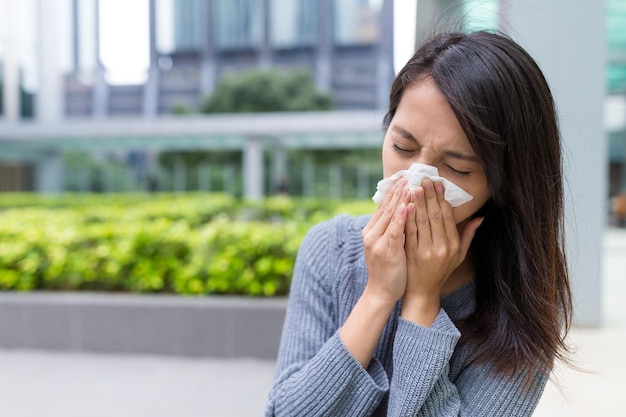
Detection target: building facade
<box><xmin>1</xmin><ymin>0</ymin><xmax>624</xmax><ymax>199</ymax></box>
<box><xmin>63</xmin><ymin>0</ymin><xmax>395</xmax><ymax>118</ymax></box>
<box><xmin>607</xmin><ymin>0</ymin><xmax>626</xmax><ymax>196</ymax></box>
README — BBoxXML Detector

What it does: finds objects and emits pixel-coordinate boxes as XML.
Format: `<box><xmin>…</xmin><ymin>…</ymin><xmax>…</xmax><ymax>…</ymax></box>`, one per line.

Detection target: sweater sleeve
<box><xmin>387</xmin><ymin>312</ymin><xmax>548</xmax><ymax>417</ymax></box>
<box><xmin>265</xmin><ymin>217</ymin><xmax>389</xmax><ymax>417</ymax></box>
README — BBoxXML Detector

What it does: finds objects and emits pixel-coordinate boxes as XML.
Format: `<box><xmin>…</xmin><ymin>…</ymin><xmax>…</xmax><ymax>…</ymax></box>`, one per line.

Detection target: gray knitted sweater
<box><xmin>265</xmin><ymin>214</ymin><xmax>547</xmax><ymax>416</ymax></box>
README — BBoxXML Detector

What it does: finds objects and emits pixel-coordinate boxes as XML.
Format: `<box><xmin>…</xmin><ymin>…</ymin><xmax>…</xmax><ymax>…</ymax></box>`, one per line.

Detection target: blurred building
<box><xmin>63</xmin><ymin>0</ymin><xmax>394</xmax><ymax>118</ymax></box>
<box><xmin>607</xmin><ymin>0</ymin><xmax>626</xmax><ymax>196</ymax></box>
<box><xmin>0</xmin><ymin>0</ymin><xmax>624</xmax><ymax>198</ymax></box>
<box><xmin>0</xmin><ymin>0</ymin><xmax>45</xmax><ymax>191</ymax></box>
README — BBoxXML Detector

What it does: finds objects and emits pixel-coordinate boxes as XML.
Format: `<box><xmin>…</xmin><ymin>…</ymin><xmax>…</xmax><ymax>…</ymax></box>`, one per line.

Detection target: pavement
<box><xmin>533</xmin><ymin>226</ymin><xmax>626</xmax><ymax>417</ymax></box>
<box><xmin>0</xmin><ymin>228</ymin><xmax>624</xmax><ymax>417</ymax></box>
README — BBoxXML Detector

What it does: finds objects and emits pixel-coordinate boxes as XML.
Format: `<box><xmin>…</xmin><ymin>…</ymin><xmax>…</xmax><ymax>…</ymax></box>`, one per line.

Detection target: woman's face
<box><xmin>382</xmin><ymin>78</ymin><xmax>491</xmax><ymax>225</ymax></box>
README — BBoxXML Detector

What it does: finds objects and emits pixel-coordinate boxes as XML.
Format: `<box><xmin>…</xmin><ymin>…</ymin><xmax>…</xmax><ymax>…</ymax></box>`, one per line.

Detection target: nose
<box><xmin>411</xmin><ymin>149</ymin><xmax>437</xmax><ymax>168</ymax></box>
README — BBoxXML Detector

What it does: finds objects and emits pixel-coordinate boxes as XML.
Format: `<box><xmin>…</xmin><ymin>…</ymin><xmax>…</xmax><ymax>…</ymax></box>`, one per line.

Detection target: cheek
<box><xmin>451</xmin><ymin>182</ymin><xmax>490</xmax><ymax>224</ymax></box>
<box><xmin>381</xmin><ymin>147</ymin><xmax>403</xmax><ymax>178</ymax></box>
<box><xmin>451</xmin><ymin>205</ymin><xmax>475</xmax><ymax>225</ymax></box>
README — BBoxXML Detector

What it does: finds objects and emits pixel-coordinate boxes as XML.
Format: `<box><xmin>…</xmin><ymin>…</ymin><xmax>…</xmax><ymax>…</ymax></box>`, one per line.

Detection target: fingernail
<box><xmin>434</xmin><ymin>182</ymin><xmax>444</xmax><ymax>195</ymax></box>
<box><xmin>398</xmin><ymin>203</ymin><xmax>406</xmax><ymax>215</ymax></box>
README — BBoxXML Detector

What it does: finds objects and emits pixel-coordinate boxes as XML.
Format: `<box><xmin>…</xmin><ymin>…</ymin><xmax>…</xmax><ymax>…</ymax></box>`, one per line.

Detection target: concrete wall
<box><xmin>0</xmin><ymin>293</ymin><xmax>286</xmax><ymax>359</ymax></box>
<box><xmin>501</xmin><ymin>0</ymin><xmax>606</xmax><ymax>326</ymax></box>
<box><xmin>415</xmin><ymin>0</ymin><xmax>607</xmax><ymax>327</ymax></box>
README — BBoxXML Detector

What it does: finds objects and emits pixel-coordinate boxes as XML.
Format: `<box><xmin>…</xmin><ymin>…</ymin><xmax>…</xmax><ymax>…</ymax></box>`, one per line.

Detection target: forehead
<box><xmin>392</xmin><ymin>79</ymin><xmax>472</xmax><ymax>151</ymax></box>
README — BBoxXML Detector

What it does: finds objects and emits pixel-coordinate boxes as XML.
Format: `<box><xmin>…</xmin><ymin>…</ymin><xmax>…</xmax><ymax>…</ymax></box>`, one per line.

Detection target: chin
<box><xmin>452</xmin><ymin>208</ymin><xmax>475</xmax><ymax>226</ymax></box>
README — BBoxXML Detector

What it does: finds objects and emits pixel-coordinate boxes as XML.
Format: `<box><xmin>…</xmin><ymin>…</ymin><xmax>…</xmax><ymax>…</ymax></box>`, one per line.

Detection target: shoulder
<box><xmin>287</xmin><ymin>214</ymin><xmax>370</xmax><ymax>306</ymax></box>
<box><xmin>296</xmin><ymin>214</ymin><xmax>370</xmax><ymax>277</ymax></box>
<box><xmin>301</xmin><ymin>214</ymin><xmax>370</xmax><ymax>255</ymax></box>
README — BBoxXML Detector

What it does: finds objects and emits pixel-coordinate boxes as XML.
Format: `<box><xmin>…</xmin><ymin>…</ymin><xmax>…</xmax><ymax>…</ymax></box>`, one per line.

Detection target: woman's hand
<box><xmin>402</xmin><ymin>179</ymin><xmax>483</xmax><ymax>326</ymax></box>
<box><xmin>361</xmin><ymin>177</ymin><xmax>411</xmax><ymax>306</ymax></box>
<box><xmin>339</xmin><ymin>178</ymin><xmax>411</xmax><ymax>368</ymax></box>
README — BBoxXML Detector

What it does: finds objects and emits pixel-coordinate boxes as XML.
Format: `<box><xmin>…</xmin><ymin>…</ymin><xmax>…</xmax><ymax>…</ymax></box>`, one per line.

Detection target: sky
<box><xmin>99</xmin><ymin>0</ymin><xmax>151</xmax><ymax>84</ymax></box>
<box><xmin>98</xmin><ymin>0</ymin><xmax>418</xmax><ymax>85</ymax></box>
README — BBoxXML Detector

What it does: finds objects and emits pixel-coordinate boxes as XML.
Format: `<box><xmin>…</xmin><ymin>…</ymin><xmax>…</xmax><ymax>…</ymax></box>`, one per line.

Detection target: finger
<box><xmin>458</xmin><ymin>217</ymin><xmax>485</xmax><ymax>258</ymax></box>
<box><xmin>364</xmin><ymin>178</ymin><xmax>404</xmax><ymax>234</ymax></box>
<box><xmin>367</xmin><ymin>178</ymin><xmax>408</xmax><ymax>238</ymax></box>
<box><xmin>386</xmin><ymin>202</ymin><xmax>408</xmax><ymax>252</ymax></box>
<box><xmin>423</xmin><ymin>179</ymin><xmax>446</xmax><ymax>244</ymax></box>
<box><xmin>413</xmin><ymin>186</ymin><xmax>431</xmax><ymax>247</ymax></box>
<box><xmin>434</xmin><ymin>181</ymin><xmax>458</xmax><ymax>244</ymax></box>
<box><xmin>404</xmin><ymin>199</ymin><xmax>418</xmax><ymax>261</ymax></box>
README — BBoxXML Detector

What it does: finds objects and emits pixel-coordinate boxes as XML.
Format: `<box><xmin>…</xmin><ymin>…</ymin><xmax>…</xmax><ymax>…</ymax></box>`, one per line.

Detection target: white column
<box><xmin>244</xmin><ymin>136</ymin><xmax>264</xmax><ymax>199</ymax></box>
<box><xmin>143</xmin><ymin>0</ymin><xmax>159</xmax><ymax>118</ymax></box>
<box><xmin>37</xmin><ymin>0</ymin><xmax>63</xmax><ymax>122</ymax></box>
<box><xmin>502</xmin><ymin>1</ymin><xmax>606</xmax><ymax>326</ymax></box>
<box><xmin>414</xmin><ymin>0</ymin><xmax>460</xmax><ymax>46</ymax></box>
<box><xmin>36</xmin><ymin>153</ymin><xmax>63</xmax><ymax>193</ymax></box>
<box><xmin>1</xmin><ymin>0</ymin><xmax>20</xmax><ymax>122</ymax></box>
<box><xmin>376</xmin><ymin>0</ymin><xmax>394</xmax><ymax>109</ymax></box>
<box><xmin>92</xmin><ymin>0</ymin><xmax>108</xmax><ymax>118</ymax></box>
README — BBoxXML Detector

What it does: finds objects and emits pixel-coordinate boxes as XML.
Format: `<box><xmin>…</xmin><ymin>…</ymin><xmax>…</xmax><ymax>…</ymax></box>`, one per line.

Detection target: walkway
<box><xmin>0</xmin><ymin>228</ymin><xmax>624</xmax><ymax>416</ymax></box>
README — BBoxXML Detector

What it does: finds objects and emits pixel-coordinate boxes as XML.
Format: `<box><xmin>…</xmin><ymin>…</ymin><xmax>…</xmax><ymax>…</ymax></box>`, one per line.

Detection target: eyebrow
<box><xmin>443</xmin><ymin>150</ymin><xmax>479</xmax><ymax>163</ymax></box>
<box><xmin>392</xmin><ymin>126</ymin><xmax>479</xmax><ymax>163</ymax></box>
<box><xmin>393</xmin><ymin>127</ymin><xmax>417</xmax><ymax>142</ymax></box>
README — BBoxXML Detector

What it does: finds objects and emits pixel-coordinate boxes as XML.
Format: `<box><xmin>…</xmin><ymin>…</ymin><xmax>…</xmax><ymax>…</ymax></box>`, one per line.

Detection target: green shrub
<box><xmin>0</xmin><ymin>192</ymin><xmax>376</xmax><ymax>296</ymax></box>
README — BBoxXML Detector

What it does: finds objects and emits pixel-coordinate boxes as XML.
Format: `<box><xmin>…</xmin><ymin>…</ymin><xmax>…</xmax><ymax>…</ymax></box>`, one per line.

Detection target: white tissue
<box><xmin>372</xmin><ymin>163</ymin><xmax>473</xmax><ymax>207</ymax></box>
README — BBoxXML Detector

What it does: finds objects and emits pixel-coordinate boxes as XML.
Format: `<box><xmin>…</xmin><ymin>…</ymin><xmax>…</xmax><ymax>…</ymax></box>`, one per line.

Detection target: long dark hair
<box><xmin>384</xmin><ymin>31</ymin><xmax>572</xmax><ymax>380</ymax></box>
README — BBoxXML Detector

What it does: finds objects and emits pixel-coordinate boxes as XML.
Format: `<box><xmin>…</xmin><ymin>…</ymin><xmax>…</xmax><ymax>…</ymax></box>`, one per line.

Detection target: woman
<box><xmin>265</xmin><ymin>30</ymin><xmax>572</xmax><ymax>416</ymax></box>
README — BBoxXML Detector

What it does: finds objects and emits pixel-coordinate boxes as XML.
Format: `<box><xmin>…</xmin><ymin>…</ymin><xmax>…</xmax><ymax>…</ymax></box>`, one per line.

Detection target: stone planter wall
<box><xmin>0</xmin><ymin>292</ymin><xmax>287</xmax><ymax>359</ymax></box>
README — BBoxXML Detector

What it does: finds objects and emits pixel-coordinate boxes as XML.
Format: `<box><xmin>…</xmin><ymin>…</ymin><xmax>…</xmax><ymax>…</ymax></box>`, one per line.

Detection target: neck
<box><xmin>441</xmin><ymin>256</ymin><xmax>474</xmax><ymax>297</ymax></box>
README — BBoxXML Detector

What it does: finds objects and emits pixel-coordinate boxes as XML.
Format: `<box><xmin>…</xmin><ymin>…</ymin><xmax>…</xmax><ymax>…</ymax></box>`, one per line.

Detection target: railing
<box><xmin>0</xmin><ymin>111</ymin><xmax>386</xmax><ymax>198</ymax></box>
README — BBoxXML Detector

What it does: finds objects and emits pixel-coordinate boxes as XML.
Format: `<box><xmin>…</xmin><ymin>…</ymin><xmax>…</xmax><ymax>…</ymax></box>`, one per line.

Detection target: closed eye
<box><xmin>393</xmin><ymin>144</ymin><xmax>415</xmax><ymax>154</ymax></box>
<box><xmin>445</xmin><ymin>164</ymin><xmax>471</xmax><ymax>177</ymax></box>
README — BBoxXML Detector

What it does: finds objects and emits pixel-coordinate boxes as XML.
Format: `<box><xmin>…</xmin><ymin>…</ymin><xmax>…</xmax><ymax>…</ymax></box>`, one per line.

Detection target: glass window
<box><xmin>608</xmin><ymin>0</ymin><xmax>626</xmax><ymax>94</ymax></box>
<box><xmin>334</xmin><ymin>0</ymin><xmax>381</xmax><ymax>45</ymax></box>
<box><xmin>271</xmin><ymin>0</ymin><xmax>318</xmax><ymax>48</ymax></box>
<box><xmin>77</xmin><ymin>0</ymin><xmax>98</xmax><ymax>76</ymax></box>
<box><xmin>173</xmin><ymin>0</ymin><xmax>204</xmax><ymax>51</ymax></box>
<box><xmin>156</xmin><ymin>0</ymin><xmax>174</xmax><ymax>54</ymax></box>
<box><xmin>462</xmin><ymin>0</ymin><xmax>499</xmax><ymax>31</ymax></box>
<box><xmin>214</xmin><ymin>0</ymin><xmax>262</xmax><ymax>50</ymax></box>
<box><xmin>18</xmin><ymin>0</ymin><xmax>38</xmax><ymax>119</ymax></box>
<box><xmin>609</xmin><ymin>64</ymin><xmax>626</xmax><ymax>95</ymax></box>
<box><xmin>0</xmin><ymin>0</ymin><xmax>38</xmax><ymax>119</ymax></box>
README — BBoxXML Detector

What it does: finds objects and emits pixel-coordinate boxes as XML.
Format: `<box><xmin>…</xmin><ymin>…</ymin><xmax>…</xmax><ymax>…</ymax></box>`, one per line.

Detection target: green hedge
<box><xmin>0</xmin><ymin>193</ymin><xmax>375</xmax><ymax>296</ymax></box>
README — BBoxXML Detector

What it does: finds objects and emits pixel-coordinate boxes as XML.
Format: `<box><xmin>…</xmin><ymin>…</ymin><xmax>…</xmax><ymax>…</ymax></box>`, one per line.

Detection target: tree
<box><xmin>201</xmin><ymin>69</ymin><xmax>332</xmax><ymax>113</ymax></box>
